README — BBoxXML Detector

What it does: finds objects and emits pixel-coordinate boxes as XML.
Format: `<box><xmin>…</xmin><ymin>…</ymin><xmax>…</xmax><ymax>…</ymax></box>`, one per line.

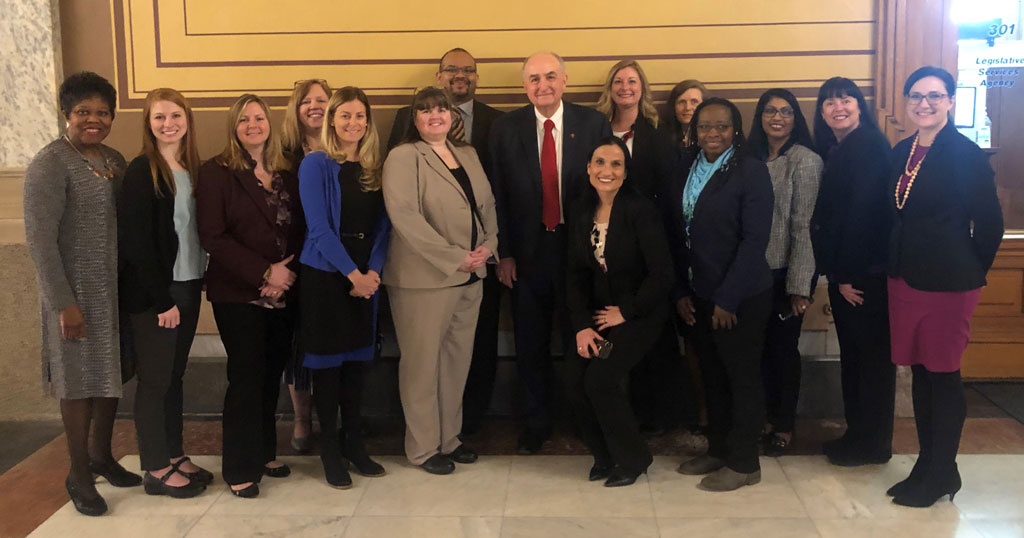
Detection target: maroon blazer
<box><xmin>196</xmin><ymin>157</ymin><xmax>305</xmax><ymax>304</ymax></box>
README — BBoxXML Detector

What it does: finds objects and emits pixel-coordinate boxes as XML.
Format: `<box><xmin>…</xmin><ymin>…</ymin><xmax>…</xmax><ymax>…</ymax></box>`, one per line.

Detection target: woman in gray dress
<box><xmin>24</xmin><ymin>72</ymin><xmax>141</xmax><ymax>516</ymax></box>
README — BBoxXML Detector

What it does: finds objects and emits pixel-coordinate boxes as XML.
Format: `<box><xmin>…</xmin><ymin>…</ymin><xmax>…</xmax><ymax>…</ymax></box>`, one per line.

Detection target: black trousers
<box><xmin>828</xmin><ymin>276</ymin><xmax>895</xmax><ymax>457</ymax></box>
<box><xmin>630</xmin><ymin>316</ymin><xmax>684</xmax><ymax>430</ymax></box>
<box><xmin>689</xmin><ymin>289</ymin><xmax>772</xmax><ymax>473</ymax></box>
<box><xmin>565</xmin><ymin>314</ymin><xmax>663</xmax><ymax>474</ymax></box>
<box><xmin>130</xmin><ymin>280</ymin><xmax>202</xmax><ymax>471</ymax></box>
<box><xmin>511</xmin><ymin>228</ymin><xmax>571</xmax><ymax>431</ymax></box>
<box><xmin>761</xmin><ymin>277</ymin><xmax>805</xmax><ymax>433</ymax></box>
<box><xmin>463</xmin><ymin>268</ymin><xmax>502</xmax><ymax>429</ymax></box>
<box><xmin>911</xmin><ymin>365</ymin><xmax>966</xmax><ymax>484</ymax></box>
<box><xmin>312</xmin><ymin>361</ymin><xmax>366</xmax><ymax>457</ymax></box>
<box><xmin>213</xmin><ymin>302</ymin><xmax>294</xmax><ymax>485</ymax></box>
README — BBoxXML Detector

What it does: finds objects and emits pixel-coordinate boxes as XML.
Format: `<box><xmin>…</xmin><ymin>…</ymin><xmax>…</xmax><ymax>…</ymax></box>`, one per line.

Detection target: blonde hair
<box><xmin>320</xmin><ymin>86</ymin><xmax>382</xmax><ymax>191</ymax></box>
<box><xmin>596</xmin><ymin>59</ymin><xmax>660</xmax><ymax>128</ymax></box>
<box><xmin>281</xmin><ymin>79</ymin><xmax>332</xmax><ymax>158</ymax></box>
<box><xmin>215</xmin><ymin>93</ymin><xmax>288</xmax><ymax>173</ymax></box>
<box><xmin>140</xmin><ymin>88</ymin><xmax>201</xmax><ymax>197</ymax></box>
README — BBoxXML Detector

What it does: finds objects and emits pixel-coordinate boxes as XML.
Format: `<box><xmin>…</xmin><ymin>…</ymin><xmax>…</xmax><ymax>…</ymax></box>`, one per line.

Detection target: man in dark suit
<box><xmin>488</xmin><ymin>51</ymin><xmax>611</xmax><ymax>454</ymax></box>
<box><xmin>387</xmin><ymin>47</ymin><xmax>504</xmax><ymax>435</ymax></box>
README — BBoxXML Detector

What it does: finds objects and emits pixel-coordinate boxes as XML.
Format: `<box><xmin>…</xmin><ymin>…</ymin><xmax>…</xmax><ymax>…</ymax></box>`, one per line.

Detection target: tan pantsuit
<box><xmin>382</xmin><ymin>140</ymin><xmax>499</xmax><ymax>465</ymax></box>
<box><xmin>389</xmin><ymin>283</ymin><xmax>482</xmax><ymax>463</ymax></box>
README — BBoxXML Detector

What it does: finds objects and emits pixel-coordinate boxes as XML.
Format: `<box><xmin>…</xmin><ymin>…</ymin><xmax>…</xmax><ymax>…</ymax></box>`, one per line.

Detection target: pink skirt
<box><xmin>887</xmin><ymin>277</ymin><xmax>981</xmax><ymax>373</ymax></box>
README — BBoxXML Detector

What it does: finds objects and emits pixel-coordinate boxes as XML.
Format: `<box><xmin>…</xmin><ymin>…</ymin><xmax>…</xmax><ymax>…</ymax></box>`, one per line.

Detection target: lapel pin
<box><xmin>570</xmin><ymin>132</ymin><xmax>576</xmax><ymax>139</ymax></box>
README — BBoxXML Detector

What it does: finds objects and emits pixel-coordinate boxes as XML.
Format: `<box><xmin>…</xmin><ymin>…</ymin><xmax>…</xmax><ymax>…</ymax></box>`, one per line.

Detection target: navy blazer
<box><xmin>487</xmin><ymin>101</ymin><xmax>611</xmax><ymax>265</ymax></box>
<box><xmin>663</xmin><ymin>152</ymin><xmax>774</xmax><ymax>313</ymax></box>
<box><xmin>888</xmin><ymin>121</ymin><xmax>1003</xmax><ymax>291</ymax></box>
<box><xmin>297</xmin><ymin>152</ymin><xmax>390</xmax><ymax>277</ymax></box>
<box><xmin>566</xmin><ymin>188</ymin><xmax>674</xmax><ymax>333</ymax></box>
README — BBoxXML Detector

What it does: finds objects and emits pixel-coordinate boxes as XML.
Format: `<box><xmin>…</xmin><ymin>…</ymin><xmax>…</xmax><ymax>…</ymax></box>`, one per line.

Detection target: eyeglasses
<box><xmin>696</xmin><ymin>123</ymin><xmax>733</xmax><ymax>133</ymax></box>
<box><xmin>294</xmin><ymin>79</ymin><xmax>329</xmax><ymax>89</ymax></box>
<box><xmin>907</xmin><ymin>92</ymin><xmax>948</xmax><ymax>105</ymax></box>
<box><xmin>763</xmin><ymin>106</ymin><xmax>794</xmax><ymax>118</ymax></box>
<box><xmin>440</xmin><ymin>66</ymin><xmax>477</xmax><ymax>76</ymax></box>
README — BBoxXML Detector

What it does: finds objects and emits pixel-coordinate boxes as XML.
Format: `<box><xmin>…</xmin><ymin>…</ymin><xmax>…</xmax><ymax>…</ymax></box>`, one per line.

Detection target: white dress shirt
<box><xmin>535</xmin><ymin>101</ymin><xmax>564</xmax><ymax>222</ymax></box>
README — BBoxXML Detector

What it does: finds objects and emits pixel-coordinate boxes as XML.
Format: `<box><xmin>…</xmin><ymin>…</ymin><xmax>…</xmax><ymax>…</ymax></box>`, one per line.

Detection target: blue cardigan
<box><xmin>298</xmin><ymin>151</ymin><xmax>391</xmax><ymax>367</ymax></box>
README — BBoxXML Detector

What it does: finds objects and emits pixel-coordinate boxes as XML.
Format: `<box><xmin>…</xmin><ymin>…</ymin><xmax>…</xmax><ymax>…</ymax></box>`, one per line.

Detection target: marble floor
<box><xmin>24</xmin><ymin>454</ymin><xmax>1024</xmax><ymax>538</ymax></box>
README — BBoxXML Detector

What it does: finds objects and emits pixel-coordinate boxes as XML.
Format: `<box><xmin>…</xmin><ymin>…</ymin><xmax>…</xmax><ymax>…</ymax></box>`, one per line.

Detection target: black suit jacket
<box><xmin>628</xmin><ymin>118</ymin><xmax>676</xmax><ymax>201</ymax></box>
<box><xmin>810</xmin><ymin>125</ymin><xmax>892</xmax><ymax>283</ymax></box>
<box><xmin>888</xmin><ymin>121</ymin><xmax>1004</xmax><ymax>291</ymax></box>
<box><xmin>488</xmin><ymin>102</ymin><xmax>612</xmax><ymax>265</ymax></box>
<box><xmin>117</xmin><ymin>155</ymin><xmax>180</xmax><ymax>314</ymax></box>
<box><xmin>566</xmin><ymin>188</ymin><xmax>674</xmax><ymax>333</ymax></box>
<box><xmin>387</xmin><ymin>99</ymin><xmax>504</xmax><ymax>173</ymax></box>
<box><xmin>663</xmin><ymin>152</ymin><xmax>774</xmax><ymax>313</ymax></box>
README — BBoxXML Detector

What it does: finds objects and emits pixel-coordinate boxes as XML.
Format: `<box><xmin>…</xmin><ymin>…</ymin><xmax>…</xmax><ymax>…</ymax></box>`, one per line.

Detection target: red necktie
<box><xmin>541</xmin><ymin>119</ymin><xmax>560</xmax><ymax>230</ymax></box>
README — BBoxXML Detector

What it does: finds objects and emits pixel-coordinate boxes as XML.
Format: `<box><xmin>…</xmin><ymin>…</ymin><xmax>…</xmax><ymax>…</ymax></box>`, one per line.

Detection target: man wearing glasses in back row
<box><xmin>387</xmin><ymin>47</ymin><xmax>505</xmax><ymax>436</ymax></box>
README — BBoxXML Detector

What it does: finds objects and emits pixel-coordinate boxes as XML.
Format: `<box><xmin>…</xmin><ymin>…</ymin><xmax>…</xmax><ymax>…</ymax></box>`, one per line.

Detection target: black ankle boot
<box><xmin>321</xmin><ymin>450</ymin><xmax>353</xmax><ymax>489</ymax></box>
<box><xmin>892</xmin><ymin>465</ymin><xmax>961</xmax><ymax>508</ymax></box>
<box><xmin>65</xmin><ymin>476</ymin><xmax>107</xmax><ymax>516</ymax></box>
<box><xmin>340</xmin><ymin>430</ymin><xmax>385</xmax><ymax>477</ymax></box>
<box><xmin>887</xmin><ymin>457</ymin><xmax>929</xmax><ymax>497</ymax></box>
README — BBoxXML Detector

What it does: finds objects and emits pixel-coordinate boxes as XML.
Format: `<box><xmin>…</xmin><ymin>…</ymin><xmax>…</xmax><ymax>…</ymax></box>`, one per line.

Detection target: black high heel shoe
<box><xmin>886</xmin><ymin>457</ymin><xmax>928</xmax><ymax>497</ymax></box>
<box><xmin>604</xmin><ymin>468</ymin><xmax>643</xmax><ymax>488</ymax></box>
<box><xmin>65</xmin><ymin>476</ymin><xmax>107</xmax><ymax>516</ymax></box>
<box><xmin>89</xmin><ymin>459</ymin><xmax>142</xmax><ymax>487</ymax></box>
<box><xmin>892</xmin><ymin>468</ymin><xmax>962</xmax><ymax>508</ymax></box>
<box><xmin>589</xmin><ymin>463</ymin><xmax>614</xmax><ymax>482</ymax></box>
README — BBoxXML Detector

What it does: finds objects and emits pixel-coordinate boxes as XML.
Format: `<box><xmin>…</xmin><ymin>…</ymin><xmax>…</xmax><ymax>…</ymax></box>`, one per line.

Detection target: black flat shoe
<box><xmin>263</xmin><ymin>463</ymin><xmax>291</xmax><ymax>478</ymax></box>
<box><xmin>419</xmin><ymin>454</ymin><xmax>455</xmax><ymax>475</ymax></box>
<box><xmin>89</xmin><ymin>459</ymin><xmax>142</xmax><ymax>487</ymax></box>
<box><xmin>229</xmin><ymin>482</ymin><xmax>259</xmax><ymax>498</ymax></box>
<box><xmin>604</xmin><ymin>468</ymin><xmax>642</xmax><ymax>488</ymax></box>
<box><xmin>171</xmin><ymin>457</ymin><xmax>214</xmax><ymax>486</ymax></box>
<box><xmin>446</xmin><ymin>445</ymin><xmax>478</xmax><ymax>464</ymax></box>
<box><xmin>143</xmin><ymin>469</ymin><xmax>206</xmax><ymax>498</ymax></box>
<box><xmin>65</xmin><ymin>476</ymin><xmax>107</xmax><ymax>516</ymax></box>
<box><xmin>516</xmin><ymin>428</ymin><xmax>550</xmax><ymax>455</ymax></box>
<box><xmin>762</xmin><ymin>432</ymin><xmax>791</xmax><ymax>457</ymax></box>
<box><xmin>588</xmin><ymin>463</ymin><xmax>614</xmax><ymax>482</ymax></box>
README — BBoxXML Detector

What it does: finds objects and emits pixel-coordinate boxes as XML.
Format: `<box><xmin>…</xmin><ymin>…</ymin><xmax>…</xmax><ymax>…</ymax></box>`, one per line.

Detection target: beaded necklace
<box><xmin>63</xmin><ymin>135</ymin><xmax>116</xmax><ymax>181</ymax></box>
<box><xmin>895</xmin><ymin>133</ymin><xmax>926</xmax><ymax>210</ymax></box>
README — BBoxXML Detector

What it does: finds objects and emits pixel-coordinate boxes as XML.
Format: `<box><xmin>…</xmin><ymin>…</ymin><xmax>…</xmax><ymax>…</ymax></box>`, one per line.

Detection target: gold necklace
<box><xmin>895</xmin><ymin>133</ymin><xmax>925</xmax><ymax>210</ymax></box>
<box><xmin>63</xmin><ymin>135</ymin><xmax>116</xmax><ymax>181</ymax></box>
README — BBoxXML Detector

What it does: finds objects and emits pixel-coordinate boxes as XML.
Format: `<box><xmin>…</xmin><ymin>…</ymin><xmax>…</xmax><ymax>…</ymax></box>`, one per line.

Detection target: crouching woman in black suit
<box><xmin>566</xmin><ymin>136</ymin><xmax>674</xmax><ymax>488</ymax></box>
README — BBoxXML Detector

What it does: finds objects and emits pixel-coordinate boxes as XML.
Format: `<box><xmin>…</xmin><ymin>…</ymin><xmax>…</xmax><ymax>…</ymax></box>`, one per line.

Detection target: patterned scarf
<box><xmin>682</xmin><ymin>146</ymin><xmax>734</xmax><ymax>231</ymax></box>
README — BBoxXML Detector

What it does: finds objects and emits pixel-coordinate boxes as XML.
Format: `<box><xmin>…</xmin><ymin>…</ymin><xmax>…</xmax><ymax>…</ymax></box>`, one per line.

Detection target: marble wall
<box><xmin>0</xmin><ymin>0</ymin><xmax>62</xmax><ymax>169</ymax></box>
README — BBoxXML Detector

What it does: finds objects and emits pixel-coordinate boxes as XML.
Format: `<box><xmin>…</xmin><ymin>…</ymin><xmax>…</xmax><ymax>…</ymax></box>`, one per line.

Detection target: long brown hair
<box><xmin>595</xmin><ymin>59</ymin><xmax>660</xmax><ymax>128</ymax></box>
<box><xmin>281</xmin><ymin>79</ymin><xmax>332</xmax><ymax>157</ymax></box>
<box><xmin>398</xmin><ymin>87</ymin><xmax>470</xmax><ymax>147</ymax></box>
<box><xmin>320</xmin><ymin>86</ymin><xmax>382</xmax><ymax>191</ymax></box>
<box><xmin>140</xmin><ymin>88</ymin><xmax>201</xmax><ymax>197</ymax></box>
<box><xmin>215</xmin><ymin>93</ymin><xmax>288</xmax><ymax>173</ymax></box>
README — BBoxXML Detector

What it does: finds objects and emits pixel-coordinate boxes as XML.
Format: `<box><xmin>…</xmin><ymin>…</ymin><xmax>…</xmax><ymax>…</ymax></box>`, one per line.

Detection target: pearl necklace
<box><xmin>895</xmin><ymin>133</ymin><xmax>925</xmax><ymax>210</ymax></box>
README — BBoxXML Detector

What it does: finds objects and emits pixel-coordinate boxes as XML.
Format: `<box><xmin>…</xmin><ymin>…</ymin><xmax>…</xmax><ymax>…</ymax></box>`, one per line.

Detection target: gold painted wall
<box><xmin>58</xmin><ymin>0</ymin><xmax>877</xmax><ymax>159</ymax></box>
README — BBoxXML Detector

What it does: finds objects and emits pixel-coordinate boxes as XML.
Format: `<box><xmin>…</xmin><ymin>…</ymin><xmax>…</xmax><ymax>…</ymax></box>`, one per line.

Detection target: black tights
<box><xmin>312</xmin><ymin>362</ymin><xmax>366</xmax><ymax>454</ymax></box>
<box><xmin>61</xmin><ymin>397</ymin><xmax>120</xmax><ymax>491</ymax></box>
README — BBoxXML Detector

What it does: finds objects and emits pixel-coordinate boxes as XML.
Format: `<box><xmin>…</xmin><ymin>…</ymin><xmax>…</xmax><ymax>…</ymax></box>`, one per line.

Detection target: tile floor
<box><xmin>25</xmin><ymin>454</ymin><xmax>1024</xmax><ymax>538</ymax></box>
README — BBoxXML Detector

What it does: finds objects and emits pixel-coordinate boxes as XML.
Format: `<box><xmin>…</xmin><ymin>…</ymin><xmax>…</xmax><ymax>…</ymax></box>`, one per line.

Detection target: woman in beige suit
<box><xmin>383</xmin><ymin>87</ymin><xmax>499</xmax><ymax>475</ymax></box>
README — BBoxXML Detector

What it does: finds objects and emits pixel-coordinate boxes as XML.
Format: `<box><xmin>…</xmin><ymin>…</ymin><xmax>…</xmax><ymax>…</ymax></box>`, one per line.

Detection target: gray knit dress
<box><xmin>24</xmin><ymin>138</ymin><xmax>125</xmax><ymax>399</ymax></box>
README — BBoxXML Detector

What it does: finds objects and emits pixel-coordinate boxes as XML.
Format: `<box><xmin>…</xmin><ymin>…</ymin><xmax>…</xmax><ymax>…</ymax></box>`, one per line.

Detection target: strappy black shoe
<box><xmin>171</xmin><ymin>457</ymin><xmax>214</xmax><ymax>486</ymax></box>
<box><xmin>143</xmin><ymin>468</ymin><xmax>206</xmax><ymax>498</ymax></box>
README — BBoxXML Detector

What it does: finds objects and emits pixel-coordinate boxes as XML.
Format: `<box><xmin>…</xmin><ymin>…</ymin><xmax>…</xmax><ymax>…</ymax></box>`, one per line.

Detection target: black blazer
<box><xmin>387</xmin><ymin>99</ymin><xmax>504</xmax><ymax>173</ymax></box>
<box><xmin>628</xmin><ymin>117</ymin><xmax>677</xmax><ymax>201</ymax></box>
<box><xmin>566</xmin><ymin>188</ymin><xmax>674</xmax><ymax>333</ymax></box>
<box><xmin>488</xmin><ymin>102</ymin><xmax>612</xmax><ymax>264</ymax></box>
<box><xmin>888</xmin><ymin>121</ymin><xmax>1004</xmax><ymax>291</ymax></box>
<box><xmin>810</xmin><ymin>125</ymin><xmax>892</xmax><ymax>283</ymax></box>
<box><xmin>117</xmin><ymin>155</ymin><xmax>180</xmax><ymax>314</ymax></box>
<box><xmin>663</xmin><ymin>152</ymin><xmax>774</xmax><ymax>313</ymax></box>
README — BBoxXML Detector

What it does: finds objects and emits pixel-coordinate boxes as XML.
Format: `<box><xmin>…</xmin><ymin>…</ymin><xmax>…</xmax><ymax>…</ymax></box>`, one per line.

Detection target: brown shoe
<box><xmin>676</xmin><ymin>455</ymin><xmax>726</xmax><ymax>475</ymax></box>
<box><xmin>698</xmin><ymin>467</ymin><xmax>761</xmax><ymax>492</ymax></box>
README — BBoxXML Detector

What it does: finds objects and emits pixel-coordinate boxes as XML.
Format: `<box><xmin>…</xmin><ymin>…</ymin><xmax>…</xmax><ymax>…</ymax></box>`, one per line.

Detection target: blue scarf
<box><xmin>682</xmin><ymin>146</ymin><xmax>733</xmax><ymax>231</ymax></box>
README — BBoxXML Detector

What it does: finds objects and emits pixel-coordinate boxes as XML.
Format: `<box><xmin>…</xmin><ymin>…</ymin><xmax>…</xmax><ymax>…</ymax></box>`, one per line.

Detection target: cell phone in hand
<box><xmin>595</xmin><ymin>339</ymin><xmax>614</xmax><ymax>359</ymax></box>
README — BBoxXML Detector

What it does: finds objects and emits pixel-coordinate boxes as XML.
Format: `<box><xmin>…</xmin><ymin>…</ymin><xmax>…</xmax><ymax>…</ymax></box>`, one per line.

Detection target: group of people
<box><xmin>23</xmin><ymin>47</ymin><xmax>1003</xmax><ymax>517</ymax></box>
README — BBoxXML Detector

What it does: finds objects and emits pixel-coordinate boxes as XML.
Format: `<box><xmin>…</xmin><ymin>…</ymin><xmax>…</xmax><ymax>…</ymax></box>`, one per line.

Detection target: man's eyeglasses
<box><xmin>763</xmin><ymin>106</ymin><xmax>795</xmax><ymax>118</ymax></box>
<box><xmin>440</xmin><ymin>66</ymin><xmax>477</xmax><ymax>76</ymax></box>
<box><xmin>907</xmin><ymin>92</ymin><xmax>948</xmax><ymax>106</ymax></box>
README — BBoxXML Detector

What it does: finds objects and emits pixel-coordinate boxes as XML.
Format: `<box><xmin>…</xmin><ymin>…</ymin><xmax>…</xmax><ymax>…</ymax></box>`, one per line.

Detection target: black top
<box><xmin>810</xmin><ymin>125</ymin><xmax>892</xmax><ymax>283</ymax></box>
<box><xmin>488</xmin><ymin>102</ymin><xmax>612</xmax><ymax>265</ymax></box>
<box><xmin>338</xmin><ymin>161</ymin><xmax>384</xmax><ymax>269</ymax></box>
<box><xmin>628</xmin><ymin>117</ymin><xmax>677</xmax><ymax>201</ymax></box>
<box><xmin>662</xmin><ymin>153</ymin><xmax>775</xmax><ymax>313</ymax></box>
<box><xmin>567</xmin><ymin>188</ymin><xmax>674</xmax><ymax>333</ymax></box>
<box><xmin>117</xmin><ymin>155</ymin><xmax>179</xmax><ymax>314</ymax></box>
<box><xmin>887</xmin><ymin>121</ymin><xmax>1004</xmax><ymax>291</ymax></box>
<box><xmin>448</xmin><ymin>165</ymin><xmax>479</xmax><ymax>249</ymax></box>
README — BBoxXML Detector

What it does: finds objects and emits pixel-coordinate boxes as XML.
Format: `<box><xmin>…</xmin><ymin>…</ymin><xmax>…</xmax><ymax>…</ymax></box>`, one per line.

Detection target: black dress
<box><xmin>300</xmin><ymin>161</ymin><xmax>385</xmax><ymax>364</ymax></box>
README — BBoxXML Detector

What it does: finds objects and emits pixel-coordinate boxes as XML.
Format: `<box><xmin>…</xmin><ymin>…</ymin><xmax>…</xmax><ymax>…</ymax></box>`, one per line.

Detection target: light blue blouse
<box><xmin>172</xmin><ymin>170</ymin><xmax>206</xmax><ymax>281</ymax></box>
